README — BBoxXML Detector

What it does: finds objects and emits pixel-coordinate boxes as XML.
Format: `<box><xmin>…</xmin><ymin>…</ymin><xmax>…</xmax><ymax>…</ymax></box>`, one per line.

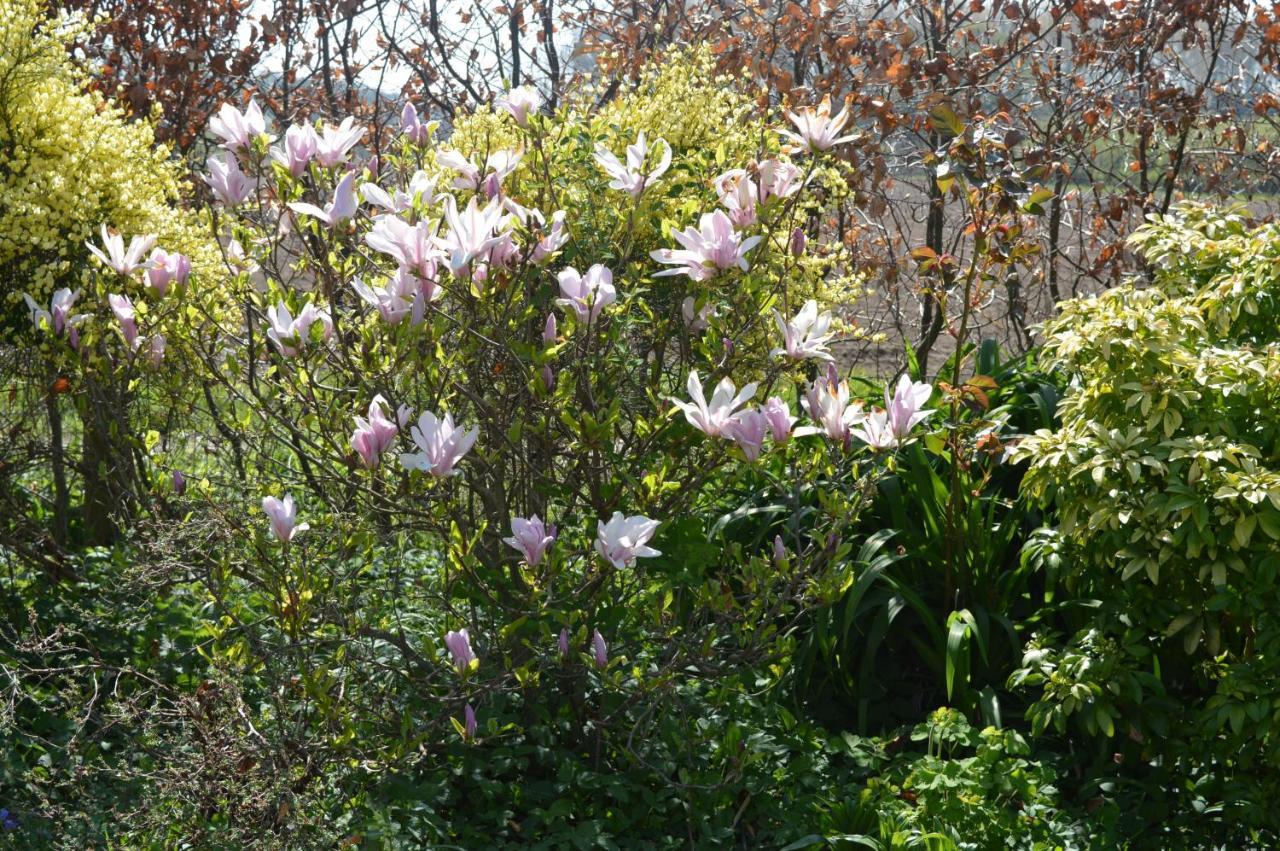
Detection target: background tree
<box><xmin>58</xmin><ymin>0</ymin><xmax>261</xmax><ymax>151</ymax></box>
<box><xmin>583</xmin><ymin>0</ymin><xmax>1280</xmax><ymax>372</ymax></box>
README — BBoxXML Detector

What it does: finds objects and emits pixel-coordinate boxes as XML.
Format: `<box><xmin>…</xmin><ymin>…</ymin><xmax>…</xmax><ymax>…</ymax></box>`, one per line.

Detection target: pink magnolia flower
<box><xmin>542</xmin><ymin>313</ymin><xmax>558</xmax><ymax>345</ymax></box>
<box><xmin>350</xmin><ymin>395</ymin><xmax>399</xmax><ymax>468</ymax></box>
<box><xmin>801</xmin><ymin>365</ymin><xmax>864</xmax><ymax>442</ymax></box>
<box><xmin>204</xmin><ymin>151</ymin><xmax>255</xmax><ymax>207</ymax></box>
<box><xmin>270</xmin><ymin>123</ymin><xmax>319</xmax><ymax>177</ymax></box>
<box><xmin>209</xmin><ymin>99</ymin><xmax>268</xmax><ymax>151</ymax></box>
<box><xmin>595</xmin><ymin>512</ymin><xmax>662</xmax><ymax>568</ymax></box>
<box><xmin>555</xmin><ymin>264</ymin><xmax>616</xmax><ymax>325</ymax></box>
<box><xmin>360</xmin><ymin>182</ymin><xmax>411</xmax><ymax>215</ymax></box>
<box><xmin>592</xmin><ymin>629</ymin><xmax>609</xmax><ymax>669</ymax></box>
<box><xmin>87</xmin><ymin>226</ymin><xmax>156</xmax><ymax>277</ymax></box>
<box><xmin>594</xmin><ymin>130</ymin><xmax>672</xmax><ymax>198</ymax></box>
<box><xmin>484</xmin><ymin>214</ymin><xmax>522</xmax><ymax>274</ymax></box>
<box><xmin>23</xmin><ymin>288</ymin><xmax>84</xmax><ymax>336</ymax></box>
<box><xmin>651</xmin><ymin>210</ymin><xmax>762</xmax><ymax>281</ymax></box>
<box><xmin>410</xmin><ymin>170</ymin><xmax>442</xmax><ymax>203</ymax></box>
<box><xmin>558</xmin><ymin>628</ymin><xmax>570</xmax><ymax>659</ymax></box>
<box><xmin>365</xmin><ymin>216</ymin><xmax>442</xmax><ymax>280</ymax></box>
<box><xmin>713</xmin><ymin>169</ymin><xmax>760</xmax><ymax>228</ymax></box>
<box><xmin>758</xmin><ymin>158</ymin><xmax>803</xmax><ymax>201</ymax></box>
<box><xmin>725</xmin><ymin>409</ymin><xmax>769</xmax><ymax>461</ymax></box>
<box><xmin>400</xmin><ymin>411</ymin><xmax>479</xmax><ymax>477</ymax></box>
<box><xmin>507</xmin><ymin>206</ymin><xmax>567</xmax><ymax>263</ymax></box>
<box><xmin>172</xmin><ymin>469</ymin><xmax>186</xmax><ymax>495</ymax></box>
<box><xmin>145</xmin><ymin>248</ymin><xmax>191</xmax><ymax>297</ymax></box>
<box><xmin>438</xmin><ymin>195</ymin><xmax>508</xmax><ymax>276</ymax></box>
<box><xmin>463</xmin><ymin>703</ymin><xmax>478</xmax><ymax>740</ymax></box>
<box><xmin>498</xmin><ymin>85</ymin><xmax>542</xmax><ymax>127</ymax></box>
<box><xmin>535</xmin><ymin>214</ymin><xmax>569</xmax><ymax>262</ymax></box>
<box><xmin>437</xmin><ymin>149</ymin><xmax>522</xmax><ymax>196</ymax></box>
<box><xmin>314</xmin><ymin>116</ymin><xmax>365</xmax><ymax>168</ymax></box>
<box><xmin>226</xmin><ymin>238</ymin><xmax>258</xmax><ymax>275</ymax></box>
<box><xmin>849</xmin><ymin>408</ymin><xmax>897</xmax><ymax>451</ymax></box>
<box><xmin>262</xmin><ymin>494</ymin><xmax>309</xmax><ymax>543</ymax></box>
<box><xmin>782</xmin><ymin>95</ymin><xmax>857</xmax><ymax>153</ymax></box>
<box><xmin>773</xmin><ymin>535</ymin><xmax>787</xmax><ymax>564</ymax></box>
<box><xmin>886</xmin><ymin>376</ymin><xmax>934</xmax><ymax>430</ymax></box>
<box><xmin>435</xmin><ymin>149</ymin><xmax>478</xmax><ymax>186</ymax></box>
<box><xmin>265</xmin><ymin>301</ymin><xmax>332</xmax><ymax>357</ymax></box>
<box><xmin>762</xmin><ymin>396</ymin><xmax>797</xmax><ymax>444</ymax></box>
<box><xmin>288</xmin><ymin>172</ymin><xmax>358</xmax><ymax>228</ymax></box>
<box><xmin>401</xmin><ymin>270</ymin><xmax>441</xmax><ymax>326</ymax></box>
<box><xmin>681</xmin><ymin>297</ymin><xmax>716</xmax><ymax>332</ymax></box>
<box><xmin>107</xmin><ymin>293</ymin><xmax>141</xmax><ymax>350</ymax></box>
<box><xmin>352</xmin><ymin>275</ymin><xmax>415</xmax><ymax>325</ymax></box>
<box><xmin>444</xmin><ymin>628</ymin><xmax>478</xmax><ymax>674</ymax></box>
<box><xmin>503</xmin><ymin>515</ymin><xmax>556</xmax><ymax>567</ymax></box>
<box><xmin>772</xmin><ymin>300</ymin><xmax>835</xmax><ymax>362</ymax></box>
<box><xmin>401</xmin><ymin>102</ymin><xmax>431</xmax><ymax>145</ymax></box>
<box><xmin>362</xmin><ymin>171</ymin><xmax>438</xmax><ymax>215</ymax></box>
<box><xmin>671</xmin><ymin>370</ymin><xmax>758</xmax><ymax>438</ymax></box>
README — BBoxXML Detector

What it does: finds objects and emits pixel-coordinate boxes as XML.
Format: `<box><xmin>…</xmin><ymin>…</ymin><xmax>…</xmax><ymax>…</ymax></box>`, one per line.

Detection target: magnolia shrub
<box><xmin>21</xmin><ymin>51</ymin><xmax>941</xmax><ymax>819</ymax></box>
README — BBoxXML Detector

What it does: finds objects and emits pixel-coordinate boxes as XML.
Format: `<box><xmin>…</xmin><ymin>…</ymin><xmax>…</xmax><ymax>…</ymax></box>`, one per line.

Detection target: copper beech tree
<box><xmin>584</xmin><ymin>0</ymin><xmax>1280</xmax><ymax>368</ymax></box>
<box><xmin>59</xmin><ymin>0</ymin><xmax>261</xmax><ymax>151</ymax></box>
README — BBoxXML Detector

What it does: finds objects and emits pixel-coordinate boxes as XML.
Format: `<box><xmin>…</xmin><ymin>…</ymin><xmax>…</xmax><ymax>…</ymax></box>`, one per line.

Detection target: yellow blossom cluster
<box><xmin>0</xmin><ymin>0</ymin><xmax>221</xmax><ymax>331</ymax></box>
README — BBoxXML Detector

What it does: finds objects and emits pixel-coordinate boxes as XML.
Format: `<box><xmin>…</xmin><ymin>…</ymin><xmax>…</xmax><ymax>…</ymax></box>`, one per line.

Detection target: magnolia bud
<box><xmin>463</xmin><ymin>703</ymin><xmax>477</xmax><ymax>740</ymax></box>
<box><xmin>484</xmin><ymin>172</ymin><xmax>502</xmax><ymax>200</ymax></box>
<box><xmin>592</xmin><ymin>629</ymin><xmax>608</xmax><ymax>669</ymax></box>
<box><xmin>790</xmin><ymin>227</ymin><xmax>807</xmax><ymax>257</ymax></box>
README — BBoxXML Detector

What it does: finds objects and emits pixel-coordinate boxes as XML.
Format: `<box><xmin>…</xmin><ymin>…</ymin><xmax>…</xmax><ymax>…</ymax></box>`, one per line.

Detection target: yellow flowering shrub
<box><xmin>442</xmin><ymin>47</ymin><xmax>867</xmax><ymax>328</ymax></box>
<box><xmin>0</xmin><ymin>0</ymin><xmax>220</xmax><ymax>330</ymax></box>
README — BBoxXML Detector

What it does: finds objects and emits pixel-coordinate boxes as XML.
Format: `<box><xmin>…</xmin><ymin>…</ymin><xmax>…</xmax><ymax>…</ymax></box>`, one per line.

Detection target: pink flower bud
<box><xmin>503</xmin><ymin>515</ymin><xmax>556</xmax><ymax>567</ymax></box>
<box><xmin>172</xmin><ymin>470</ymin><xmax>186</xmax><ymax>495</ymax></box>
<box><xmin>444</xmin><ymin>628</ymin><xmax>478</xmax><ymax>674</ymax></box>
<box><xmin>592</xmin><ymin>629</ymin><xmax>608</xmax><ymax>669</ymax></box>
<box><xmin>773</xmin><ymin>534</ymin><xmax>786</xmax><ymax>564</ymax></box>
<box><xmin>542</xmin><ymin>366</ymin><xmax>555</xmax><ymax>391</ymax></box>
<box><xmin>558</xmin><ymin>628</ymin><xmax>570</xmax><ymax>660</ymax></box>
<box><xmin>484</xmin><ymin>172</ymin><xmax>502</xmax><ymax>200</ymax></box>
<box><xmin>790</xmin><ymin>227</ymin><xmax>807</xmax><ymax>257</ymax></box>
<box><xmin>542</xmin><ymin>313</ymin><xmax>557</xmax><ymax>345</ymax></box>
<box><xmin>762</xmin><ymin>397</ymin><xmax>796</xmax><ymax>444</ymax></box>
<box><xmin>464</xmin><ymin>703</ymin><xmax>477</xmax><ymax>740</ymax></box>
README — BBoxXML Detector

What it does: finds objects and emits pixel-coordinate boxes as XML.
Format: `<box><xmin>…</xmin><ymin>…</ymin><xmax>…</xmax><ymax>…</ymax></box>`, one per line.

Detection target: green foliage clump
<box><xmin>1012</xmin><ymin>203</ymin><xmax>1280</xmax><ymax>838</ymax></box>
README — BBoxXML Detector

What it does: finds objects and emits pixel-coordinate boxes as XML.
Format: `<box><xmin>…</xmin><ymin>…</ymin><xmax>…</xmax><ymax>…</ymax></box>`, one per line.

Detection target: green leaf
<box><xmin>945</xmin><ymin>615</ymin><xmax>970</xmax><ymax>701</ymax></box>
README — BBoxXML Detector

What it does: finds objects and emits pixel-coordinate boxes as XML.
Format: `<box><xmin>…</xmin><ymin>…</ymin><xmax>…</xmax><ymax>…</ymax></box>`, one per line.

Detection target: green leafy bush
<box><xmin>1012</xmin><ymin>203</ymin><xmax>1280</xmax><ymax>839</ymax></box>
